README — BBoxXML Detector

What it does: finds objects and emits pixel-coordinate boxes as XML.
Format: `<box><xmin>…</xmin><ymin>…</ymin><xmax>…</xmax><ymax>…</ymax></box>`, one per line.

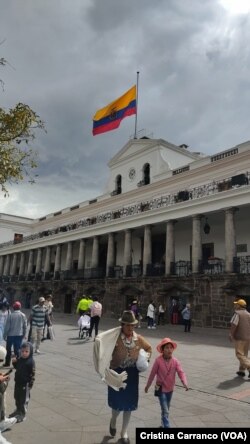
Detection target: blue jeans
<box><xmin>147</xmin><ymin>317</ymin><xmax>154</xmax><ymax>327</ymax></box>
<box><xmin>159</xmin><ymin>391</ymin><xmax>173</xmax><ymax>428</ymax></box>
<box><xmin>5</xmin><ymin>336</ymin><xmax>23</xmax><ymax>365</ymax></box>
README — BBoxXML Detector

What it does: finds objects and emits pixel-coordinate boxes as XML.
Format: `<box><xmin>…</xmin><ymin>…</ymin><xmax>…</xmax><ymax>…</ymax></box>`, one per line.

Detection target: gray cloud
<box><xmin>1</xmin><ymin>0</ymin><xmax>250</xmax><ymax>217</ymax></box>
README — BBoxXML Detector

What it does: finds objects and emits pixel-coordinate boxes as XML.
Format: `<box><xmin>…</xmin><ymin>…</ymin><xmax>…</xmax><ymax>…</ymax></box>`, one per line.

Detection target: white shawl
<box><xmin>93</xmin><ymin>327</ymin><xmax>128</xmax><ymax>391</ymax></box>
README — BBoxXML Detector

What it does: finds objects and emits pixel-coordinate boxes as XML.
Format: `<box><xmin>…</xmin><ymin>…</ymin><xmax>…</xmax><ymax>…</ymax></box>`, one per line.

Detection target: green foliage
<box><xmin>0</xmin><ymin>102</ymin><xmax>45</xmax><ymax>196</ymax></box>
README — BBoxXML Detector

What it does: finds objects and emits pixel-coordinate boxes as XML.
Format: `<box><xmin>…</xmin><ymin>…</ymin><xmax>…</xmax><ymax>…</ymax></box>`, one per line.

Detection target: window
<box><xmin>237</xmin><ymin>244</ymin><xmax>247</xmax><ymax>253</ymax></box>
<box><xmin>143</xmin><ymin>163</ymin><xmax>150</xmax><ymax>185</ymax></box>
<box><xmin>115</xmin><ymin>175</ymin><xmax>122</xmax><ymax>194</ymax></box>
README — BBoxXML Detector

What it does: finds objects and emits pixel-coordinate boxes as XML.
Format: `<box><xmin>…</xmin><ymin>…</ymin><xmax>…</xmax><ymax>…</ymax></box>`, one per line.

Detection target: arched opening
<box><xmin>143</xmin><ymin>163</ymin><xmax>150</xmax><ymax>185</ymax></box>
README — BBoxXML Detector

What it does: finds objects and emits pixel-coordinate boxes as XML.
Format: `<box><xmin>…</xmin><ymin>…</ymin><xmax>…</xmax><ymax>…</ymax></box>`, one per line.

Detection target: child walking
<box><xmin>9</xmin><ymin>342</ymin><xmax>35</xmax><ymax>423</ymax></box>
<box><xmin>145</xmin><ymin>337</ymin><xmax>188</xmax><ymax>428</ymax></box>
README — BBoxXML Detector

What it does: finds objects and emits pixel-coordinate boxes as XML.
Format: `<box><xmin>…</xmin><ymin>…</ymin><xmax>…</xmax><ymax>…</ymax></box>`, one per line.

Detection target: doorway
<box><xmin>64</xmin><ymin>293</ymin><xmax>72</xmax><ymax>314</ymax></box>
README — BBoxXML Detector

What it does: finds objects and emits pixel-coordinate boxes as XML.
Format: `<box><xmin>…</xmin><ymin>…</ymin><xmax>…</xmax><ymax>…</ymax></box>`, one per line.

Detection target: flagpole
<box><xmin>134</xmin><ymin>71</ymin><xmax>139</xmax><ymax>139</ymax></box>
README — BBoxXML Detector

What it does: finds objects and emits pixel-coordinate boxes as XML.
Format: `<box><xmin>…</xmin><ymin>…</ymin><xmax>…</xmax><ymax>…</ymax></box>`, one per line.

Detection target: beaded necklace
<box><xmin>121</xmin><ymin>333</ymin><xmax>136</xmax><ymax>368</ymax></box>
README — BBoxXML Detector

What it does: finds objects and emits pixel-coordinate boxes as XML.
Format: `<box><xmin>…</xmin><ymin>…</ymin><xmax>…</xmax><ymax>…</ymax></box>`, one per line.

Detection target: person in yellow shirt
<box><xmin>87</xmin><ymin>296</ymin><xmax>93</xmax><ymax>311</ymax></box>
<box><xmin>76</xmin><ymin>296</ymin><xmax>89</xmax><ymax>315</ymax></box>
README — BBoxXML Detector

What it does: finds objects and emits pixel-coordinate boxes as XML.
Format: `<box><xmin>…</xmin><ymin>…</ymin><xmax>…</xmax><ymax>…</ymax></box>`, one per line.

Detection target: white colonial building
<box><xmin>0</xmin><ymin>137</ymin><xmax>250</xmax><ymax>327</ymax></box>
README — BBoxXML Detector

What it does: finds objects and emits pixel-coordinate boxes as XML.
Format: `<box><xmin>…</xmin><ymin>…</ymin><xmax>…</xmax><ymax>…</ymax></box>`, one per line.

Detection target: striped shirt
<box><xmin>31</xmin><ymin>304</ymin><xmax>48</xmax><ymax>328</ymax></box>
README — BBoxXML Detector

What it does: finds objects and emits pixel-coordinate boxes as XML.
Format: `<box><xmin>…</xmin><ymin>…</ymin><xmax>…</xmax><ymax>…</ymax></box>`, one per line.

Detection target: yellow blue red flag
<box><xmin>92</xmin><ymin>85</ymin><xmax>136</xmax><ymax>136</ymax></box>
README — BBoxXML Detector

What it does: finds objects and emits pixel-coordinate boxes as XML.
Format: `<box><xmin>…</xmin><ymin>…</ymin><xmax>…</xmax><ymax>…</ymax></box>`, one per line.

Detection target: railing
<box><xmin>1</xmin><ymin>172</ymin><xmax>249</xmax><ymax>250</ymax></box>
<box><xmin>174</xmin><ymin>261</ymin><xmax>192</xmax><ymax>276</ymax></box>
<box><xmin>233</xmin><ymin>256</ymin><xmax>250</xmax><ymax>274</ymax></box>
<box><xmin>146</xmin><ymin>264</ymin><xmax>165</xmax><ymax>276</ymax></box>
<box><xmin>201</xmin><ymin>259</ymin><xmax>225</xmax><ymax>275</ymax></box>
<box><xmin>1</xmin><ymin>257</ymin><xmax>250</xmax><ymax>282</ymax></box>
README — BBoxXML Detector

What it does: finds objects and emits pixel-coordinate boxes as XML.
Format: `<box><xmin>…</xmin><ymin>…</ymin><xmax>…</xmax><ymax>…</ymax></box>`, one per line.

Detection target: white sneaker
<box><xmin>35</xmin><ymin>349</ymin><xmax>41</xmax><ymax>354</ymax></box>
<box><xmin>0</xmin><ymin>417</ymin><xmax>17</xmax><ymax>432</ymax></box>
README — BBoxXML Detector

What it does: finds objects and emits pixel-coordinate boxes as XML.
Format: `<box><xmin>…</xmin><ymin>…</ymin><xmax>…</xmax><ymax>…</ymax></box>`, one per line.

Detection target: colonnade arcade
<box><xmin>0</xmin><ymin>208</ymin><xmax>237</xmax><ymax>281</ymax></box>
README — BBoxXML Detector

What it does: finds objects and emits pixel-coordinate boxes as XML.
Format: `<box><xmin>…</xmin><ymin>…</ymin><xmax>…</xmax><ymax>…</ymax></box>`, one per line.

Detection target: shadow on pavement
<box><xmin>99</xmin><ymin>435</ymin><xmax>115</xmax><ymax>444</ymax></box>
<box><xmin>217</xmin><ymin>377</ymin><xmax>246</xmax><ymax>390</ymax></box>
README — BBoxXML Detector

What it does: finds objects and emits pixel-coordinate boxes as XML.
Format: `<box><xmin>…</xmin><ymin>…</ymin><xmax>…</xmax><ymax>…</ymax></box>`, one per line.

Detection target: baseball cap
<box><xmin>234</xmin><ymin>299</ymin><xmax>247</xmax><ymax>307</ymax></box>
<box><xmin>13</xmin><ymin>301</ymin><xmax>21</xmax><ymax>310</ymax></box>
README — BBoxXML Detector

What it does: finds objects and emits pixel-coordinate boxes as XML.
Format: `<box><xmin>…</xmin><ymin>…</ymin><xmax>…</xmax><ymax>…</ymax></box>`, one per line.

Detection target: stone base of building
<box><xmin>1</xmin><ymin>274</ymin><xmax>250</xmax><ymax>328</ymax></box>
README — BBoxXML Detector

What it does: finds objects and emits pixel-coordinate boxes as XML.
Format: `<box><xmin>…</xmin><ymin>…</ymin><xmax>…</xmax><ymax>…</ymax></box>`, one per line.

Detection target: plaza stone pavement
<box><xmin>4</xmin><ymin>314</ymin><xmax>250</xmax><ymax>444</ymax></box>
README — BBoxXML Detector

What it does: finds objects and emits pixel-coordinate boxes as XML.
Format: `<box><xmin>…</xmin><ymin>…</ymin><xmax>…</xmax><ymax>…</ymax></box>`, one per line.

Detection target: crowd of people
<box><xmin>0</xmin><ymin>289</ymin><xmax>249</xmax><ymax>443</ymax></box>
<box><xmin>0</xmin><ymin>293</ymin><xmax>54</xmax><ymax>444</ymax></box>
<box><xmin>127</xmin><ymin>299</ymin><xmax>192</xmax><ymax>331</ymax></box>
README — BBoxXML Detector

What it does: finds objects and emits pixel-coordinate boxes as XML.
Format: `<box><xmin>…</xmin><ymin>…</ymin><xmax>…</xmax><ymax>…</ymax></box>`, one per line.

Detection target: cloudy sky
<box><xmin>1</xmin><ymin>0</ymin><xmax>250</xmax><ymax>219</ymax></box>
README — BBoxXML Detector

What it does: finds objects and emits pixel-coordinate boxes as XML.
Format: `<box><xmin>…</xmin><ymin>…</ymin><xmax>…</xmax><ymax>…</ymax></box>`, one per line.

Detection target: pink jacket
<box><xmin>90</xmin><ymin>301</ymin><xmax>102</xmax><ymax>317</ymax></box>
<box><xmin>146</xmin><ymin>355</ymin><xmax>187</xmax><ymax>393</ymax></box>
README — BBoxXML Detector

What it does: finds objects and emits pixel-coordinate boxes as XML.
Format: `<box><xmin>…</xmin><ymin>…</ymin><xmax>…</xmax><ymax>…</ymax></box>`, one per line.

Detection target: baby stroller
<box><xmin>78</xmin><ymin>314</ymin><xmax>91</xmax><ymax>339</ymax></box>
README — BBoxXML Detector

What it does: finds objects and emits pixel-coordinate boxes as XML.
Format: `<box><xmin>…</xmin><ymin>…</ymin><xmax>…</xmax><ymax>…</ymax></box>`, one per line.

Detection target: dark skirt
<box><xmin>108</xmin><ymin>366</ymin><xmax>139</xmax><ymax>411</ymax></box>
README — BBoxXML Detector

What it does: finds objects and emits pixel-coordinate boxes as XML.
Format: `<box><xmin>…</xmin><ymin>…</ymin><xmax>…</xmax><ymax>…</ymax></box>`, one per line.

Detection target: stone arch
<box><xmin>222</xmin><ymin>277</ymin><xmax>250</xmax><ymax>311</ymax></box>
<box><xmin>119</xmin><ymin>285</ymin><xmax>143</xmax><ymax>311</ymax></box>
<box><xmin>157</xmin><ymin>283</ymin><xmax>194</xmax><ymax>324</ymax></box>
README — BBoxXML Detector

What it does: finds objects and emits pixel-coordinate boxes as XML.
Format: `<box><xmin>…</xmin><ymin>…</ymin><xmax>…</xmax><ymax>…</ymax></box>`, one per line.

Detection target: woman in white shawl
<box><xmin>93</xmin><ymin>310</ymin><xmax>152</xmax><ymax>443</ymax></box>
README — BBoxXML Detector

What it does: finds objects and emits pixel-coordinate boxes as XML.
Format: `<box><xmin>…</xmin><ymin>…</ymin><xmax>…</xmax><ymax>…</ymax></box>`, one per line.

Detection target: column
<box><xmin>123</xmin><ymin>229</ymin><xmax>132</xmax><ymax>276</ymax></box>
<box><xmin>91</xmin><ymin>236</ymin><xmax>99</xmax><ymax>268</ymax></box>
<box><xmin>143</xmin><ymin>225</ymin><xmax>152</xmax><ymax>275</ymax></box>
<box><xmin>3</xmin><ymin>255</ymin><xmax>10</xmax><ymax>276</ymax></box>
<box><xmin>192</xmin><ymin>215</ymin><xmax>202</xmax><ymax>273</ymax></box>
<box><xmin>78</xmin><ymin>239</ymin><xmax>86</xmax><ymax>271</ymax></box>
<box><xmin>27</xmin><ymin>250</ymin><xmax>34</xmax><ymax>275</ymax></box>
<box><xmin>19</xmin><ymin>252</ymin><xmax>25</xmax><ymax>276</ymax></box>
<box><xmin>65</xmin><ymin>241</ymin><xmax>73</xmax><ymax>271</ymax></box>
<box><xmin>106</xmin><ymin>233</ymin><xmax>115</xmax><ymax>276</ymax></box>
<box><xmin>44</xmin><ymin>246</ymin><xmax>51</xmax><ymax>273</ymax></box>
<box><xmin>35</xmin><ymin>248</ymin><xmax>43</xmax><ymax>274</ymax></box>
<box><xmin>54</xmin><ymin>244</ymin><xmax>62</xmax><ymax>278</ymax></box>
<box><xmin>0</xmin><ymin>256</ymin><xmax>4</xmax><ymax>276</ymax></box>
<box><xmin>165</xmin><ymin>220</ymin><xmax>176</xmax><ymax>275</ymax></box>
<box><xmin>10</xmin><ymin>253</ymin><xmax>18</xmax><ymax>276</ymax></box>
<box><xmin>225</xmin><ymin>208</ymin><xmax>237</xmax><ymax>273</ymax></box>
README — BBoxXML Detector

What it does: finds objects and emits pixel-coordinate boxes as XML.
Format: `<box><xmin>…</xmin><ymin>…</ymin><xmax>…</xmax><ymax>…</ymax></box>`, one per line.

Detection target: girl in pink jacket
<box><xmin>145</xmin><ymin>337</ymin><xmax>188</xmax><ymax>428</ymax></box>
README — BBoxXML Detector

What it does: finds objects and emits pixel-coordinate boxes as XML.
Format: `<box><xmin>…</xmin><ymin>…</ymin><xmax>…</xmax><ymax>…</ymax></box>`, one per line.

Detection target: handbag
<box><xmin>154</xmin><ymin>383</ymin><xmax>162</xmax><ymax>397</ymax></box>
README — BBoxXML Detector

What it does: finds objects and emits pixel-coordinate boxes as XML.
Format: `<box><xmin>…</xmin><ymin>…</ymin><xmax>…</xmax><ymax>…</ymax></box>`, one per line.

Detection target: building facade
<box><xmin>0</xmin><ymin>137</ymin><xmax>250</xmax><ymax>327</ymax></box>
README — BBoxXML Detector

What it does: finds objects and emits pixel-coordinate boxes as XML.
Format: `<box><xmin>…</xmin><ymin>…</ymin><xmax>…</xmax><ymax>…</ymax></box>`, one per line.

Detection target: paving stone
<box><xmin>4</xmin><ymin>314</ymin><xmax>250</xmax><ymax>444</ymax></box>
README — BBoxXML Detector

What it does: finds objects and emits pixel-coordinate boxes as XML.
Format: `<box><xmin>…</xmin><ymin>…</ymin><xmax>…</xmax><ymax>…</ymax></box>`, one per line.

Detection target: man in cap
<box><xmin>29</xmin><ymin>296</ymin><xmax>51</xmax><ymax>354</ymax></box>
<box><xmin>229</xmin><ymin>298</ymin><xmax>250</xmax><ymax>377</ymax></box>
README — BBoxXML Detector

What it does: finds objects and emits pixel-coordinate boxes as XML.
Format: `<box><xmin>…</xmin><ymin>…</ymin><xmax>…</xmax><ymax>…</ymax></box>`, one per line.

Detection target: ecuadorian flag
<box><xmin>92</xmin><ymin>85</ymin><xmax>136</xmax><ymax>136</ymax></box>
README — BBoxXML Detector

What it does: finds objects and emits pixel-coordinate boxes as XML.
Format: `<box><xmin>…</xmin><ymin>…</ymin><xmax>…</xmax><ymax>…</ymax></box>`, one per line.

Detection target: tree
<box><xmin>0</xmin><ymin>53</ymin><xmax>45</xmax><ymax>196</ymax></box>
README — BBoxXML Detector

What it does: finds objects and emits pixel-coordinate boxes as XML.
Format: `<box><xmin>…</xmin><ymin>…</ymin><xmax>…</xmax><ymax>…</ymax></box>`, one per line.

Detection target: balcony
<box><xmin>233</xmin><ymin>256</ymin><xmax>250</xmax><ymax>274</ymax></box>
<box><xmin>145</xmin><ymin>263</ymin><xmax>165</xmax><ymax>276</ymax></box>
<box><xmin>1</xmin><ymin>256</ymin><xmax>250</xmax><ymax>284</ymax></box>
<box><xmin>201</xmin><ymin>258</ymin><xmax>225</xmax><ymax>275</ymax></box>
<box><xmin>174</xmin><ymin>261</ymin><xmax>192</xmax><ymax>276</ymax></box>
